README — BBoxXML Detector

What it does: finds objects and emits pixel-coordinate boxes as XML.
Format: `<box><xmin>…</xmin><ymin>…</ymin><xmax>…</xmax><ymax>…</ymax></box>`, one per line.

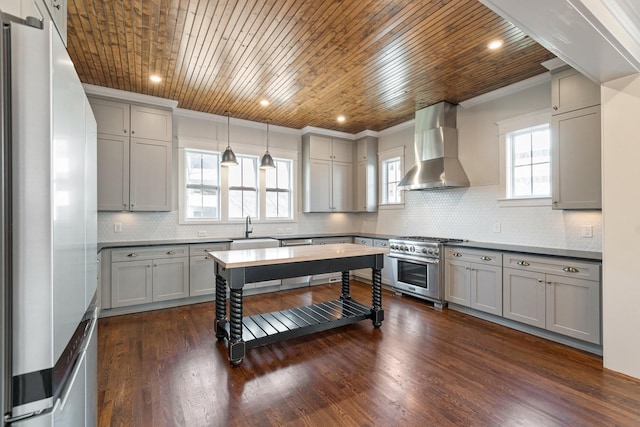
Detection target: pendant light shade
<box><xmin>260</xmin><ymin>120</ymin><xmax>276</xmax><ymax>169</ymax></box>
<box><xmin>221</xmin><ymin>112</ymin><xmax>238</xmax><ymax>166</ymax></box>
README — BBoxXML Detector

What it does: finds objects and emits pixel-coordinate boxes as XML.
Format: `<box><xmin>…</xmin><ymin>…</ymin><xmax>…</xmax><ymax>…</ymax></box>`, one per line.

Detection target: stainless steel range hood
<box><xmin>398</xmin><ymin>101</ymin><xmax>469</xmax><ymax>190</ymax></box>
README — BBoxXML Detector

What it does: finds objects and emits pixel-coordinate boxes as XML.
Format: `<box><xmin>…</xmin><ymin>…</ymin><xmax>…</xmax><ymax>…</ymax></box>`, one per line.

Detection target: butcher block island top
<box><xmin>208</xmin><ymin>243</ymin><xmax>387</xmax><ymax>365</ymax></box>
<box><xmin>207</xmin><ymin>243</ymin><xmax>388</xmax><ymax>269</ymax></box>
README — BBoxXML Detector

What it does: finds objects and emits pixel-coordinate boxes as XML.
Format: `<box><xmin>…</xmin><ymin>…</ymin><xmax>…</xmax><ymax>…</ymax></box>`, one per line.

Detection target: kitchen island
<box><xmin>208</xmin><ymin>243</ymin><xmax>387</xmax><ymax>365</ymax></box>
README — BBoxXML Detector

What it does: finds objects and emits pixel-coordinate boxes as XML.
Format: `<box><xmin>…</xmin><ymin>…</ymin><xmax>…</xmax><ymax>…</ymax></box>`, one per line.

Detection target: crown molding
<box><xmin>83</xmin><ymin>84</ymin><xmax>178</xmax><ymax>110</ymax></box>
<box><xmin>300</xmin><ymin>126</ymin><xmax>356</xmax><ymax>140</ymax></box>
<box><xmin>175</xmin><ymin>108</ymin><xmax>301</xmax><ymax>136</ymax></box>
<box><xmin>378</xmin><ymin>118</ymin><xmax>415</xmax><ymax>136</ymax></box>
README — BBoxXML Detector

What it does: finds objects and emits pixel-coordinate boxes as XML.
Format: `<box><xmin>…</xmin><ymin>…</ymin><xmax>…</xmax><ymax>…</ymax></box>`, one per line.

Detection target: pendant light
<box><xmin>260</xmin><ymin>120</ymin><xmax>276</xmax><ymax>169</ymax></box>
<box><xmin>221</xmin><ymin>111</ymin><xmax>238</xmax><ymax>166</ymax></box>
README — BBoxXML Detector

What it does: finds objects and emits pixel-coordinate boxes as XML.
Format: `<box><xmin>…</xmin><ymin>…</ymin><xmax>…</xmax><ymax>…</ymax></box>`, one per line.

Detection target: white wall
<box><xmin>360</xmin><ymin>79</ymin><xmax>602</xmax><ymax>251</ymax></box>
<box><xmin>601</xmin><ymin>73</ymin><xmax>640</xmax><ymax>379</ymax></box>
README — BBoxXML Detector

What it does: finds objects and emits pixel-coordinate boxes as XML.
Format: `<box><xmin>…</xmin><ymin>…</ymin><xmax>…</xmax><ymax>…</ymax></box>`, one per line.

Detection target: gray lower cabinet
<box><xmin>503</xmin><ymin>254</ymin><xmax>601</xmax><ymax>344</ymax></box>
<box><xmin>110</xmin><ymin>246</ymin><xmax>189</xmax><ymax>308</ymax></box>
<box><xmin>189</xmin><ymin>243</ymin><xmax>228</xmax><ymax>296</ymax></box>
<box><xmin>445</xmin><ymin>248</ymin><xmax>502</xmax><ymax>316</ymax></box>
<box><xmin>311</xmin><ymin>237</ymin><xmax>352</xmax><ymax>284</ymax></box>
<box><xmin>373</xmin><ymin>239</ymin><xmax>393</xmax><ymax>285</ymax></box>
<box><xmin>353</xmin><ymin>237</ymin><xmax>373</xmax><ymax>281</ymax></box>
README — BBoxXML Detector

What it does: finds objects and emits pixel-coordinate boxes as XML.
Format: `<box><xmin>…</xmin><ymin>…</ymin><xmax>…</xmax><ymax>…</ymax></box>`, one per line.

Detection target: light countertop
<box><xmin>446</xmin><ymin>241</ymin><xmax>602</xmax><ymax>261</ymax></box>
<box><xmin>208</xmin><ymin>243</ymin><xmax>388</xmax><ymax>269</ymax></box>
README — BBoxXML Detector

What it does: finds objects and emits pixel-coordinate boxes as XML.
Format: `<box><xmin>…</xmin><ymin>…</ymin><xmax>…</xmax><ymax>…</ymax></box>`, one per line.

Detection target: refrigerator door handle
<box><xmin>57</xmin><ymin>348</ymin><xmax>86</xmax><ymax>412</ymax></box>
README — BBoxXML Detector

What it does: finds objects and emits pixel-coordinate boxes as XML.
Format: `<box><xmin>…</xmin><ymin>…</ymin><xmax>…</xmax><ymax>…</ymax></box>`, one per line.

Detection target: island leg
<box><xmin>215</xmin><ymin>274</ymin><xmax>227</xmax><ymax>340</ymax></box>
<box><xmin>228</xmin><ymin>287</ymin><xmax>245</xmax><ymax>365</ymax></box>
<box><xmin>371</xmin><ymin>268</ymin><xmax>384</xmax><ymax>328</ymax></box>
<box><xmin>340</xmin><ymin>271</ymin><xmax>351</xmax><ymax>300</ymax></box>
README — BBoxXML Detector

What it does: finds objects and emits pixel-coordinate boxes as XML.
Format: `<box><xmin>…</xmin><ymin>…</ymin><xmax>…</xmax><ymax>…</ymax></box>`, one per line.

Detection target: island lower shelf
<box><xmin>219</xmin><ymin>298</ymin><xmax>374</xmax><ymax>349</ymax></box>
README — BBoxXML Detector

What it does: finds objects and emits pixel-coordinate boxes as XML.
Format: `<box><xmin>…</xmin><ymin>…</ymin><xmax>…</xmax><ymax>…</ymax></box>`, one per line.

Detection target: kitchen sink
<box><xmin>229</xmin><ymin>238</ymin><xmax>280</xmax><ymax>250</ymax></box>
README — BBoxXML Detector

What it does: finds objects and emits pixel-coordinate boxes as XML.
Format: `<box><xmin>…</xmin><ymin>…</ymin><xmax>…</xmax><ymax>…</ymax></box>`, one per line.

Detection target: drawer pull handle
<box><xmin>481</xmin><ymin>256</ymin><xmax>492</xmax><ymax>261</ymax></box>
<box><xmin>538</xmin><ymin>279</ymin><xmax>544</xmax><ymax>283</ymax></box>
<box><xmin>204</xmin><ymin>249</ymin><xmax>212</xmax><ymax>252</ymax></box>
<box><xmin>127</xmin><ymin>253</ymin><xmax>138</xmax><ymax>257</ymax></box>
<box><xmin>563</xmin><ymin>266</ymin><xmax>579</xmax><ymax>273</ymax></box>
<box><xmin>517</xmin><ymin>261</ymin><xmax>530</xmax><ymax>266</ymax></box>
<box><xmin>452</xmin><ymin>252</ymin><xmax>462</xmax><ymax>257</ymax></box>
<box><xmin>167</xmin><ymin>251</ymin><xmax>176</xmax><ymax>255</ymax></box>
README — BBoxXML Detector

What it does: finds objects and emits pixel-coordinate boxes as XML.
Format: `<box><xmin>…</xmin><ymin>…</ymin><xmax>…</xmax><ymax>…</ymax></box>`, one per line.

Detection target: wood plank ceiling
<box><xmin>67</xmin><ymin>0</ymin><xmax>555</xmax><ymax>133</ymax></box>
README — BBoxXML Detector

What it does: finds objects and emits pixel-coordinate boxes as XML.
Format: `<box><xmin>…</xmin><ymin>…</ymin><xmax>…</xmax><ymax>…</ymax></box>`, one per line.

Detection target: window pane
<box><xmin>278</xmin><ymin>192</ymin><xmax>290</xmax><ymax>217</ymax></box>
<box><xmin>513</xmin><ymin>133</ymin><xmax>532</xmax><ymax>166</ymax></box>
<box><xmin>228</xmin><ymin>163</ymin><xmax>241</xmax><ymax>187</ymax></box>
<box><xmin>242</xmin><ymin>157</ymin><xmax>257</xmax><ymax>187</ymax></box>
<box><xmin>277</xmin><ymin>161</ymin><xmax>290</xmax><ymax>189</ymax></box>
<box><xmin>266</xmin><ymin>192</ymin><xmax>277</xmax><ymax>218</ymax></box>
<box><xmin>229</xmin><ymin>190</ymin><xmax>243</xmax><ymax>218</ymax></box>
<box><xmin>244</xmin><ymin>191</ymin><xmax>257</xmax><ymax>217</ymax></box>
<box><xmin>531</xmin><ymin>130</ymin><xmax>550</xmax><ymax>164</ymax></box>
<box><xmin>513</xmin><ymin>165</ymin><xmax>532</xmax><ymax>197</ymax></box>
<box><xmin>532</xmin><ymin>163</ymin><xmax>550</xmax><ymax>196</ymax></box>
<box><xmin>202</xmin><ymin>153</ymin><xmax>218</xmax><ymax>186</ymax></box>
<box><xmin>265</xmin><ymin>167</ymin><xmax>277</xmax><ymax>188</ymax></box>
<box><xmin>186</xmin><ymin>152</ymin><xmax>203</xmax><ymax>185</ymax></box>
<box><xmin>186</xmin><ymin>188</ymin><xmax>219</xmax><ymax>219</ymax></box>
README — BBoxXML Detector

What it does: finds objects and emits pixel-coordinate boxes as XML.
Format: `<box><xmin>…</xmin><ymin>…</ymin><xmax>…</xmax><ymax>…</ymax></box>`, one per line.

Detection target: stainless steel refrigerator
<box><xmin>1</xmin><ymin>7</ymin><xmax>98</xmax><ymax>426</ymax></box>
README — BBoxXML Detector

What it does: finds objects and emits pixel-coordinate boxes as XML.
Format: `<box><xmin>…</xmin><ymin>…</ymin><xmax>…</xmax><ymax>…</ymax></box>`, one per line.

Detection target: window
<box><xmin>228</xmin><ymin>155</ymin><xmax>258</xmax><ymax>219</ymax></box>
<box><xmin>378</xmin><ymin>146</ymin><xmax>405</xmax><ymax>208</ymax></box>
<box><xmin>507</xmin><ymin>124</ymin><xmax>551</xmax><ymax>198</ymax></box>
<box><xmin>184</xmin><ymin>149</ymin><xmax>220</xmax><ymax>219</ymax></box>
<box><xmin>382</xmin><ymin>158</ymin><xmax>402</xmax><ymax>204</ymax></box>
<box><xmin>265</xmin><ymin>159</ymin><xmax>293</xmax><ymax>219</ymax></box>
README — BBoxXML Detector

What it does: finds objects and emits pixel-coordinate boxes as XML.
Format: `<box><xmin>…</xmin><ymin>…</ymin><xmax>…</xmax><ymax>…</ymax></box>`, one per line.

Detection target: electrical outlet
<box><xmin>581</xmin><ymin>225</ymin><xmax>593</xmax><ymax>238</ymax></box>
<box><xmin>113</xmin><ymin>223</ymin><xmax>122</xmax><ymax>233</ymax></box>
<box><xmin>493</xmin><ymin>223</ymin><xmax>501</xmax><ymax>233</ymax></box>
<box><xmin>197</xmin><ymin>230</ymin><xmax>207</xmax><ymax>237</ymax></box>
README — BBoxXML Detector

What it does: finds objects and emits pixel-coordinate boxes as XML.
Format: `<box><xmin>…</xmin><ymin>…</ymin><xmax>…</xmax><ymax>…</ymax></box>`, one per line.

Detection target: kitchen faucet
<box><xmin>245</xmin><ymin>215</ymin><xmax>253</xmax><ymax>238</ymax></box>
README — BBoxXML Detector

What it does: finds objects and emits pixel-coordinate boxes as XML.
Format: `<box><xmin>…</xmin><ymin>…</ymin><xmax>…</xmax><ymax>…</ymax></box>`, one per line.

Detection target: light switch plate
<box><xmin>113</xmin><ymin>223</ymin><xmax>122</xmax><ymax>233</ymax></box>
<box><xmin>581</xmin><ymin>225</ymin><xmax>593</xmax><ymax>238</ymax></box>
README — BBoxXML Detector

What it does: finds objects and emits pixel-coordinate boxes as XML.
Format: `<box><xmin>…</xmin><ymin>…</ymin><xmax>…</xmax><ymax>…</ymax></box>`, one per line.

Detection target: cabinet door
<box><xmin>89</xmin><ymin>98</ymin><xmax>130</xmax><ymax>136</ymax></box>
<box><xmin>97</xmin><ymin>134</ymin><xmax>130</xmax><ymax>211</ymax></box>
<box><xmin>546</xmin><ymin>275</ymin><xmax>601</xmax><ymax>344</ymax></box>
<box><xmin>353</xmin><ymin>238</ymin><xmax>373</xmax><ymax>281</ymax></box>
<box><xmin>309</xmin><ymin>135</ymin><xmax>333</xmax><ymax>160</ymax></box>
<box><xmin>111</xmin><ymin>260</ymin><xmax>153</xmax><ymax>308</ymax></box>
<box><xmin>130</xmin><ymin>105</ymin><xmax>173</xmax><ymax>141</ymax></box>
<box><xmin>445</xmin><ymin>259</ymin><xmax>470</xmax><ymax>306</ymax></box>
<box><xmin>551</xmin><ymin>105</ymin><xmax>601</xmax><ymax>210</ymax></box>
<box><xmin>129</xmin><ymin>138</ymin><xmax>172</xmax><ymax>211</ymax></box>
<box><xmin>308</xmin><ymin>159</ymin><xmax>332</xmax><ymax>212</ymax></box>
<box><xmin>190</xmin><ymin>256</ymin><xmax>216</xmax><ymax>296</ymax></box>
<box><xmin>332</xmin><ymin>138</ymin><xmax>353</xmax><ymax>162</ymax></box>
<box><xmin>470</xmin><ymin>263</ymin><xmax>502</xmax><ymax>316</ymax></box>
<box><xmin>355</xmin><ymin>161</ymin><xmax>367</xmax><ymax>212</ymax></box>
<box><xmin>373</xmin><ymin>240</ymin><xmax>392</xmax><ymax>285</ymax></box>
<box><xmin>503</xmin><ymin>268</ymin><xmax>546</xmax><ymax>328</ymax></box>
<box><xmin>551</xmin><ymin>68</ymin><xmax>600</xmax><ymax>114</ymax></box>
<box><xmin>152</xmin><ymin>257</ymin><xmax>189</xmax><ymax>301</ymax></box>
<box><xmin>47</xmin><ymin>0</ymin><xmax>67</xmax><ymax>44</ymax></box>
<box><xmin>332</xmin><ymin>161</ymin><xmax>353</xmax><ymax>212</ymax></box>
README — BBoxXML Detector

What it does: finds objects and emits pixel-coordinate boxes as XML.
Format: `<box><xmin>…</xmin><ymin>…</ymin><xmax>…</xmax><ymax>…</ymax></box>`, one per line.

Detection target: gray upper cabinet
<box><xmin>43</xmin><ymin>0</ymin><xmax>67</xmax><ymax>45</ymax></box>
<box><xmin>89</xmin><ymin>97</ymin><xmax>173</xmax><ymax>211</ymax></box>
<box><xmin>355</xmin><ymin>136</ymin><xmax>378</xmax><ymax>212</ymax></box>
<box><xmin>302</xmin><ymin>134</ymin><xmax>354</xmax><ymax>212</ymax></box>
<box><xmin>550</xmin><ymin>67</ymin><xmax>601</xmax><ymax>210</ymax></box>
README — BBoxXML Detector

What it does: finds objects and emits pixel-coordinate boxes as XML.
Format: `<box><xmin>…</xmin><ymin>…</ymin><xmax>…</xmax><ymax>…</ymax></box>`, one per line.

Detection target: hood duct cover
<box><xmin>398</xmin><ymin>101</ymin><xmax>469</xmax><ymax>190</ymax></box>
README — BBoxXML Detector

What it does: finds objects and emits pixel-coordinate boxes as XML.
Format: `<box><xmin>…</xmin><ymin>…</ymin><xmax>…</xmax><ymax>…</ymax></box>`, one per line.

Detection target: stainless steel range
<box><xmin>388</xmin><ymin>236</ymin><xmax>464</xmax><ymax>308</ymax></box>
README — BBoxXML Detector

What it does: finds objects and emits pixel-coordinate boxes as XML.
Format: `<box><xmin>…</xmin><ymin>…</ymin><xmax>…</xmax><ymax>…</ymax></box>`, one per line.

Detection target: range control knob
<box><xmin>409</xmin><ymin>246</ymin><xmax>415</xmax><ymax>252</ymax></box>
<box><xmin>421</xmin><ymin>248</ymin><xmax>429</xmax><ymax>254</ymax></box>
<box><xmin>403</xmin><ymin>246</ymin><xmax>409</xmax><ymax>251</ymax></box>
<box><xmin>427</xmin><ymin>248</ymin><xmax>435</xmax><ymax>255</ymax></box>
<box><xmin>433</xmin><ymin>248</ymin><xmax>440</xmax><ymax>255</ymax></box>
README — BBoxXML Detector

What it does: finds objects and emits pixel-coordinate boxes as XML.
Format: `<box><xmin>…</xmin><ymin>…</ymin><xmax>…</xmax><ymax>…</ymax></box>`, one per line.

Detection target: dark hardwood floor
<box><xmin>98</xmin><ymin>282</ymin><xmax>640</xmax><ymax>426</ymax></box>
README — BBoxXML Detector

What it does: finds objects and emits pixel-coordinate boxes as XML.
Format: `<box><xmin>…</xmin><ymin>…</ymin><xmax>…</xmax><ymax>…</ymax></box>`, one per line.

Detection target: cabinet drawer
<box><xmin>445</xmin><ymin>248</ymin><xmax>502</xmax><ymax>266</ymax></box>
<box><xmin>190</xmin><ymin>242</ymin><xmax>230</xmax><ymax>256</ymax></box>
<box><xmin>354</xmin><ymin>237</ymin><xmax>373</xmax><ymax>246</ymax></box>
<box><xmin>503</xmin><ymin>254</ymin><xmax>600</xmax><ymax>281</ymax></box>
<box><xmin>111</xmin><ymin>245</ymin><xmax>189</xmax><ymax>262</ymax></box>
<box><xmin>313</xmin><ymin>237</ymin><xmax>352</xmax><ymax>245</ymax></box>
<box><xmin>373</xmin><ymin>239</ymin><xmax>389</xmax><ymax>249</ymax></box>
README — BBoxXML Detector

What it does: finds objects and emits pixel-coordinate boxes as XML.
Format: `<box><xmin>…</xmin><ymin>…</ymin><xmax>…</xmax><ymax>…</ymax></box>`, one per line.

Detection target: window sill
<box><xmin>178</xmin><ymin>218</ymin><xmax>296</xmax><ymax>225</ymax></box>
<box><xmin>498</xmin><ymin>197</ymin><xmax>551</xmax><ymax>208</ymax></box>
<box><xmin>378</xmin><ymin>203</ymin><xmax>405</xmax><ymax>211</ymax></box>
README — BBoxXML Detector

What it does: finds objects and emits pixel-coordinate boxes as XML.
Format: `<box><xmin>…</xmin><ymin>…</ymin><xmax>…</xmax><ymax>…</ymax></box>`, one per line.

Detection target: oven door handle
<box><xmin>389</xmin><ymin>254</ymin><xmax>440</xmax><ymax>265</ymax></box>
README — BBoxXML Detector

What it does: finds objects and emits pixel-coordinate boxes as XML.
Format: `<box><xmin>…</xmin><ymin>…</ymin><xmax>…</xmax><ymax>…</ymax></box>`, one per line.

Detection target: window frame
<box><xmin>497</xmin><ymin>110</ymin><xmax>552</xmax><ymax>207</ymax></box>
<box><xmin>227</xmin><ymin>154</ymin><xmax>259</xmax><ymax>220</ymax></box>
<box><xmin>378</xmin><ymin>146</ymin><xmax>405</xmax><ymax>209</ymax></box>
<box><xmin>506</xmin><ymin>123</ymin><xmax>551</xmax><ymax>199</ymax></box>
<box><xmin>183</xmin><ymin>148</ymin><xmax>221</xmax><ymax>221</ymax></box>
<box><xmin>178</xmin><ymin>136</ymin><xmax>298</xmax><ymax>224</ymax></box>
<box><xmin>264</xmin><ymin>158</ymin><xmax>294</xmax><ymax>220</ymax></box>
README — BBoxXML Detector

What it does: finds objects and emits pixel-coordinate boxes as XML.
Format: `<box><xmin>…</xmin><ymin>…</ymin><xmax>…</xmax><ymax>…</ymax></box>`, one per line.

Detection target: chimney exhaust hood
<box><xmin>397</xmin><ymin>101</ymin><xmax>470</xmax><ymax>190</ymax></box>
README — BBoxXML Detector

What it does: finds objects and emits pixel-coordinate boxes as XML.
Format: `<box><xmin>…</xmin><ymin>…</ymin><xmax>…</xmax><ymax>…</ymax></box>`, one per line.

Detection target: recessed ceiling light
<box><xmin>260</xmin><ymin>99</ymin><xmax>270</xmax><ymax>106</ymax></box>
<box><xmin>337</xmin><ymin>115</ymin><xmax>346</xmax><ymax>123</ymax></box>
<box><xmin>149</xmin><ymin>75</ymin><xmax>162</xmax><ymax>83</ymax></box>
<box><xmin>487</xmin><ymin>40</ymin><xmax>503</xmax><ymax>50</ymax></box>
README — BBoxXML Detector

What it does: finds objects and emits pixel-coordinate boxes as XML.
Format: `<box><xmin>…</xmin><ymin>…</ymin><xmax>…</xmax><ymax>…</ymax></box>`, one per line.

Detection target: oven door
<box><xmin>393</xmin><ymin>258</ymin><xmax>441</xmax><ymax>301</ymax></box>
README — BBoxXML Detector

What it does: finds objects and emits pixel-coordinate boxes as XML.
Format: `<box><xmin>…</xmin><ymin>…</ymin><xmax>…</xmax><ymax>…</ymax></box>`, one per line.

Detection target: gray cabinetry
<box><xmin>445</xmin><ymin>248</ymin><xmax>502</xmax><ymax>316</ymax></box>
<box><xmin>189</xmin><ymin>243</ymin><xmax>228</xmax><ymax>297</ymax></box>
<box><xmin>373</xmin><ymin>239</ymin><xmax>393</xmax><ymax>285</ymax></box>
<box><xmin>42</xmin><ymin>0</ymin><xmax>67</xmax><ymax>45</ymax></box>
<box><xmin>310</xmin><ymin>237</ymin><xmax>352</xmax><ymax>284</ymax></box>
<box><xmin>110</xmin><ymin>246</ymin><xmax>189</xmax><ymax>308</ymax></box>
<box><xmin>89</xmin><ymin>97</ymin><xmax>173</xmax><ymax>211</ymax></box>
<box><xmin>353</xmin><ymin>237</ymin><xmax>373</xmax><ymax>281</ymax></box>
<box><xmin>355</xmin><ymin>136</ymin><xmax>378</xmax><ymax>212</ymax></box>
<box><xmin>503</xmin><ymin>254</ymin><xmax>601</xmax><ymax>344</ymax></box>
<box><xmin>550</xmin><ymin>67</ymin><xmax>601</xmax><ymax>210</ymax></box>
<box><xmin>302</xmin><ymin>134</ymin><xmax>354</xmax><ymax>212</ymax></box>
